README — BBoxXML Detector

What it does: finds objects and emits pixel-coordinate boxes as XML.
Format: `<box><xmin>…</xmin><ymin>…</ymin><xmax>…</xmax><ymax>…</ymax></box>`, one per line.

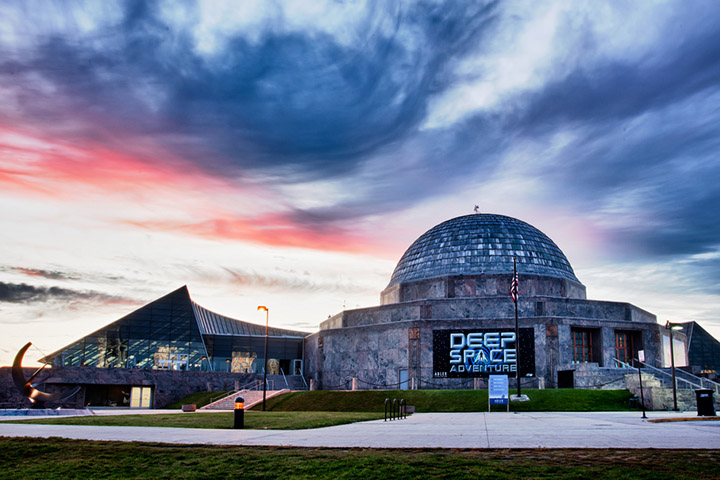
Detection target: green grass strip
<box><xmin>260</xmin><ymin>388</ymin><xmax>635</xmax><ymax>412</ymax></box>
<box><xmin>1</xmin><ymin>438</ymin><xmax>719</xmax><ymax>479</ymax></box>
<box><xmin>7</xmin><ymin>411</ymin><xmax>384</xmax><ymax>430</ymax></box>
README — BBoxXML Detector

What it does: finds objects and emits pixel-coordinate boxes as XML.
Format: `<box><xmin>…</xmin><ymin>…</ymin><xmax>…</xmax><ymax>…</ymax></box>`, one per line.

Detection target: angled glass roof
<box><xmin>191</xmin><ymin>301</ymin><xmax>307</xmax><ymax>337</ymax></box>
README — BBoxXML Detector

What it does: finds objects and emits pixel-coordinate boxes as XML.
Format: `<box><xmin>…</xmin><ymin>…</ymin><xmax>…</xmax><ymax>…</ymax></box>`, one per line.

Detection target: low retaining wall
<box><xmin>0</xmin><ymin>367</ymin><xmax>261</xmax><ymax>408</ymax></box>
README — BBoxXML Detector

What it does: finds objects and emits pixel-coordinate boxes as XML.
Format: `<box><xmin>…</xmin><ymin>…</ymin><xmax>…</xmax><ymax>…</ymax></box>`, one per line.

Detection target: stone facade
<box><xmin>381</xmin><ymin>273</ymin><xmax>587</xmax><ymax>305</ymax></box>
<box><xmin>304</xmin><ymin>295</ymin><xmax>668</xmax><ymax>389</ymax></box>
<box><xmin>304</xmin><ymin>214</ymin><xmax>678</xmax><ymax>391</ymax></box>
<box><xmin>0</xmin><ymin>366</ymin><xmax>288</xmax><ymax>408</ymax></box>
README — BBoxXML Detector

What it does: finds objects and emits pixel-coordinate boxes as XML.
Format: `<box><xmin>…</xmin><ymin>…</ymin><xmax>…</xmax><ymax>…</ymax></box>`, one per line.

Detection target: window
<box><xmin>615</xmin><ymin>331</ymin><xmax>634</xmax><ymax>365</ymax></box>
<box><xmin>571</xmin><ymin>328</ymin><xmax>593</xmax><ymax>364</ymax></box>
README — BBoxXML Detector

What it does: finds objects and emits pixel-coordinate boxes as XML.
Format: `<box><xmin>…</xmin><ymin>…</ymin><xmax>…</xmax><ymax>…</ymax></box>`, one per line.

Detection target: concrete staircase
<box><xmin>201</xmin><ymin>389</ymin><xmax>290</xmax><ymax>410</ymax></box>
<box><xmin>624</xmin><ymin>373</ymin><xmax>698</xmax><ymax>411</ymax></box>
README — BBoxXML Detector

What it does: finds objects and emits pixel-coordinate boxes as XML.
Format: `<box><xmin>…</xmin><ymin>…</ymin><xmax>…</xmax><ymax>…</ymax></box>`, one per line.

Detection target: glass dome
<box><xmin>387</xmin><ymin>214</ymin><xmax>580</xmax><ymax>288</ymax></box>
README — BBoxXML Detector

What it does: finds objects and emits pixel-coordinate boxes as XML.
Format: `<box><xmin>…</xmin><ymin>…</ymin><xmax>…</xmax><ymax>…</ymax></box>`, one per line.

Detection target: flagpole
<box><xmin>513</xmin><ymin>257</ymin><xmax>521</xmax><ymax>397</ymax></box>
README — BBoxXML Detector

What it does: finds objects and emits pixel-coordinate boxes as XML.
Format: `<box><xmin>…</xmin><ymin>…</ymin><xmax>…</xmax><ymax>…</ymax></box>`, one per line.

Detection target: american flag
<box><xmin>510</xmin><ymin>267</ymin><xmax>519</xmax><ymax>303</ymax></box>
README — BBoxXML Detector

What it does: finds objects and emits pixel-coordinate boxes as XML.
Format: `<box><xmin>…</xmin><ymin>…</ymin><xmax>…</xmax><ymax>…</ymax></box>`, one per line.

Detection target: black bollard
<box><xmin>234</xmin><ymin>397</ymin><xmax>244</xmax><ymax>429</ymax></box>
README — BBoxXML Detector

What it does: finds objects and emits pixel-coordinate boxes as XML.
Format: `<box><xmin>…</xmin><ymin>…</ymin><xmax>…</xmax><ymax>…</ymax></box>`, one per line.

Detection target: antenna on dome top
<box><xmin>474</xmin><ymin>205</ymin><xmax>480</xmax><ymax>214</ymax></box>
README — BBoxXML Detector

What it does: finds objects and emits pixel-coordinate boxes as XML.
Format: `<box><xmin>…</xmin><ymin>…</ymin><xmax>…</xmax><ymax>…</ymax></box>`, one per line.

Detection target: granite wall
<box><xmin>381</xmin><ymin>273</ymin><xmax>587</xmax><ymax>305</ymax></box>
<box><xmin>0</xmin><ymin>366</ymin><xmax>272</xmax><ymax>408</ymax></box>
<box><xmin>321</xmin><ymin>296</ymin><xmax>656</xmax><ymax>332</ymax></box>
<box><xmin>306</xmin><ymin>296</ymin><xmax>670</xmax><ymax>390</ymax></box>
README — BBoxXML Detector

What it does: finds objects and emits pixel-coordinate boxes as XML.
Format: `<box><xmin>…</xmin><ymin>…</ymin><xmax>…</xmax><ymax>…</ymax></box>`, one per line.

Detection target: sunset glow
<box><xmin>1</xmin><ymin>0</ymin><xmax>720</xmax><ymax>366</ymax></box>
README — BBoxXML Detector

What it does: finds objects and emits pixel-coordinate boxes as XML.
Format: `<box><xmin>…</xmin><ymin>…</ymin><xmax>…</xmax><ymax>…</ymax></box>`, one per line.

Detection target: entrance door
<box><xmin>399</xmin><ymin>369</ymin><xmax>409</xmax><ymax>390</ymax></box>
<box><xmin>130</xmin><ymin>387</ymin><xmax>153</xmax><ymax>408</ymax></box>
<box><xmin>615</xmin><ymin>331</ymin><xmax>636</xmax><ymax>365</ymax></box>
<box><xmin>292</xmin><ymin>359</ymin><xmax>303</xmax><ymax>376</ymax></box>
<box><xmin>557</xmin><ymin>370</ymin><xmax>574</xmax><ymax>388</ymax></box>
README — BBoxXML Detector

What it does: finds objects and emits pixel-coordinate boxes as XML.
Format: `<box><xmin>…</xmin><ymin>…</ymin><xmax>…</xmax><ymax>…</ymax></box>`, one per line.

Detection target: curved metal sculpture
<box><xmin>12</xmin><ymin>342</ymin><xmax>80</xmax><ymax>407</ymax></box>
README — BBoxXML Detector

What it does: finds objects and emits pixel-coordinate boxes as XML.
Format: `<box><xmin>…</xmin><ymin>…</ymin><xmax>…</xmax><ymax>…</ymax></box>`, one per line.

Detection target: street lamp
<box><xmin>258</xmin><ymin>305</ymin><xmax>269</xmax><ymax>411</ymax></box>
<box><xmin>665</xmin><ymin>321</ymin><xmax>683</xmax><ymax>411</ymax></box>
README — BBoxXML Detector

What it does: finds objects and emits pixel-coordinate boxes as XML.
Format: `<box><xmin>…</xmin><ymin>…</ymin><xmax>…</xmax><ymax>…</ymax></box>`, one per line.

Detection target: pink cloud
<box><xmin>0</xmin><ymin>122</ymin><xmax>388</xmax><ymax>255</ymax></box>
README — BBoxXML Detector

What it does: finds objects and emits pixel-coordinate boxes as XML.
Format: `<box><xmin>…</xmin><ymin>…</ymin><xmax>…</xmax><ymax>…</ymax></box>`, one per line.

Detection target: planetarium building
<box><xmin>304</xmin><ymin>213</ymin><xmax>676</xmax><ymax>390</ymax></box>
<box><xmin>7</xmin><ymin>213</ymin><xmax>691</xmax><ymax>409</ymax></box>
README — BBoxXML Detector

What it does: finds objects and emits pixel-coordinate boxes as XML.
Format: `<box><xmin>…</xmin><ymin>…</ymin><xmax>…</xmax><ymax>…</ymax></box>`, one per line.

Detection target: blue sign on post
<box><xmin>489</xmin><ymin>374</ymin><xmax>509</xmax><ymax>412</ymax></box>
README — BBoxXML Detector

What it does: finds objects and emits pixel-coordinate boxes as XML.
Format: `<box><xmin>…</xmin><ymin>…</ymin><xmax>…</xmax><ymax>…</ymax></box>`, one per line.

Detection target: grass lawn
<box><xmin>7</xmin><ymin>411</ymin><xmax>384</xmax><ymax>430</ymax></box>
<box><xmin>260</xmin><ymin>388</ymin><xmax>635</xmax><ymax>412</ymax></box>
<box><xmin>7</xmin><ymin>389</ymin><xmax>635</xmax><ymax>430</ymax></box>
<box><xmin>1</xmin><ymin>438</ymin><xmax>718</xmax><ymax>479</ymax></box>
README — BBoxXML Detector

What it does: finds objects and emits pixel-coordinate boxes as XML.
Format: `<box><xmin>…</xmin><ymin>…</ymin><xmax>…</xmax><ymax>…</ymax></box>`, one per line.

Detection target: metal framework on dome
<box><xmin>387</xmin><ymin>214</ymin><xmax>581</xmax><ymax>288</ymax></box>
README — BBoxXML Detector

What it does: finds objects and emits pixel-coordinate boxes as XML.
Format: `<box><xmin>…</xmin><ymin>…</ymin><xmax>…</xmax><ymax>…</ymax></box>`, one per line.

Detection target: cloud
<box><xmin>0</xmin><ymin>1</ymin><xmax>499</xmax><ymax>178</ymax></box>
<box><xmin>223</xmin><ymin>267</ymin><xmax>377</xmax><ymax>295</ymax></box>
<box><xmin>0</xmin><ymin>282</ymin><xmax>135</xmax><ymax>305</ymax></box>
<box><xmin>9</xmin><ymin>267</ymin><xmax>80</xmax><ymax>281</ymax></box>
<box><xmin>123</xmin><ymin>214</ymin><xmax>373</xmax><ymax>253</ymax></box>
<box><xmin>1</xmin><ymin>0</ymin><xmax>719</xmax><ymax>265</ymax></box>
<box><xmin>447</xmin><ymin>3</ymin><xmax>720</xmax><ymax>260</ymax></box>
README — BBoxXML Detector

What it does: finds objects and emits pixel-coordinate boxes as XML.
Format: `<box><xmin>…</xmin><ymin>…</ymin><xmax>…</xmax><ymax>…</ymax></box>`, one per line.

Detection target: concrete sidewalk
<box><xmin>1</xmin><ymin>412</ymin><xmax>719</xmax><ymax>449</ymax></box>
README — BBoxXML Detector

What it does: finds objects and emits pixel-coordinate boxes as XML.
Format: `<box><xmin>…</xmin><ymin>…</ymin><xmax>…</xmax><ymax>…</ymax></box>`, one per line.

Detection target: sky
<box><xmin>1</xmin><ymin>0</ymin><xmax>719</xmax><ymax>367</ymax></box>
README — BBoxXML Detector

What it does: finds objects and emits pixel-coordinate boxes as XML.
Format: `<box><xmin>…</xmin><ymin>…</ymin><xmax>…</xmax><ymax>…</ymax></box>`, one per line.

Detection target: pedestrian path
<box><xmin>1</xmin><ymin>412</ymin><xmax>718</xmax><ymax>449</ymax></box>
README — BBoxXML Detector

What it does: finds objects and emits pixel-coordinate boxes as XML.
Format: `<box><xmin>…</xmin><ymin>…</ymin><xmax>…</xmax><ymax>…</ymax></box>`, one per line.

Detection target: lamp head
<box><xmin>257</xmin><ymin>305</ymin><xmax>268</xmax><ymax>312</ymax></box>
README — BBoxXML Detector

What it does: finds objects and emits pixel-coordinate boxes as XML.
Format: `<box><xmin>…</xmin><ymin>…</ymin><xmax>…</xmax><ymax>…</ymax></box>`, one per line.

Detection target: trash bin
<box><xmin>695</xmin><ymin>389</ymin><xmax>716</xmax><ymax>417</ymax></box>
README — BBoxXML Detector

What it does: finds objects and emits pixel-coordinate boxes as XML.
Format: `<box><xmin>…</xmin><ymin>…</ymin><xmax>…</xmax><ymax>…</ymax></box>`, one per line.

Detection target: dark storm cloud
<box><xmin>483</xmin><ymin>7</ymin><xmax>720</xmax><ymax>259</ymax></box>
<box><xmin>162</xmin><ymin>0</ymin><xmax>498</xmax><ymax>175</ymax></box>
<box><xmin>0</xmin><ymin>0</ymin><xmax>499</xmax><ymax>178</ymax></box>
<box><xmin>514</xmin><ymin>31</ymin><xmax>720</xmax><ymax>135</ymax></box>
<box><xmin>3</xmin><ymin>1</ymin><xmax>720</xmax><ymax>261</ymax></box>
<box><xmin>0</xmin><ymin>282</ymin><xmax>135</xmax><ymax>305</ymax></box>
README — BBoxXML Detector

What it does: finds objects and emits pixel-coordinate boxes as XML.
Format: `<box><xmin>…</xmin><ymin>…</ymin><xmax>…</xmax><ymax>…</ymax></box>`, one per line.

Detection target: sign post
<box><xmin>635</xmin><ymin>353</ymin><xmax>647</xmax><ymax>420</ymax></box>
<box><xmin>489</xmin><ymin>375</ymin><xmax>509</xmax><ymax>412</ymax></box>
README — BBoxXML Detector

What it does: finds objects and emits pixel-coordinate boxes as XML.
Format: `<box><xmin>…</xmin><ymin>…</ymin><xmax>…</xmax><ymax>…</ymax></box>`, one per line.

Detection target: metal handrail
<box><xmin>208</xmin><ymin>379</ymin><xmax>265</xmax><ymax>404</ymax></box>
<box><xmin>279</xmin><ymin>368</ymin><xmax>289</xmax><ymax>389</ymax></box>
<box><xmin>612</xmin><ymin>358</ymin><xmax>715</xmax><ymax>393</ymax></box>
<box><xmin>238</xmin><ymin>379</ymin><xmax>264</xmax><ymax>392</ymax></box>
<box><xmin>668</xmin><ymin>366</ymin><xmax>720</xmax><ymax>394</ymax></box>
<box><xmin>613</xmin><ymin>357</ymin><xmax>720</xmax><ymax>394</ymax></box>
<box><xmin>639</xmin><ymin>362</ymin><xmax>699</xmax><ymax>390</ymax></box>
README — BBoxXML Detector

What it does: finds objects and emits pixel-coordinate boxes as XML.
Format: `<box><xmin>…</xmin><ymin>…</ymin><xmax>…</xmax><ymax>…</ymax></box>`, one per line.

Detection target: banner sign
<box><xmin>432</xmin><ymin>328</ymin><xmax>535</xmax><ymax>378</ymax></box>
<box><xmin>488</xmin><ymin>375</ymin><xmax>509</xmax><ymax>405</ymax></box>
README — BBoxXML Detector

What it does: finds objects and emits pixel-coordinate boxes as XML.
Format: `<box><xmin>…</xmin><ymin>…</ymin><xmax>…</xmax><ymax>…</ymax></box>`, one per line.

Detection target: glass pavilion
<box><xmin>41</xmin><ymin>286</ymin><xmax>307</xmax><ymax>376</ymax></box>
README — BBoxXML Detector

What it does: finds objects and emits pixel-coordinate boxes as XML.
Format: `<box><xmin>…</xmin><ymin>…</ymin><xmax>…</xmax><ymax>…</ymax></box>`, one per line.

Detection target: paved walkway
<box><xmin>1</xmin><ymin>412</ymin><xmax>719</xmax><ymax>449</ymax></box>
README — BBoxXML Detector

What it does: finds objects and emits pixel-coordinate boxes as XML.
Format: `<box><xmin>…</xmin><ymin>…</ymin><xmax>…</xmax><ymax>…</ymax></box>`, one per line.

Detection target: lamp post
<box><xmin>665</xmin><ymin>321</ymin><xmax>683</xmax><ymax>411</ymax></box>
<box><xmin>258</xmin><ymin>305</ymin><xmax>269</xmax><ymax>411</ymax></box>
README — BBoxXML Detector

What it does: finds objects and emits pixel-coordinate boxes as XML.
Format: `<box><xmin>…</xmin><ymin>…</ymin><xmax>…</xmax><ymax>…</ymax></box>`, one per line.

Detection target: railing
<box><xmin>279</xmin><ymin>369</ymin><xmax>290</xmax><ymax>389</ymax></box>
<box><xmin>208</xmin><ymin>379</ymin><xmax>266</xmax><ymax>404</ymax></box>
<box><xmin>613</xmin><ymin>358</ymin><xmax>720</xmax><ymax>394</ymax></box>
<box><xmin>670</xmin><ymin>366</ymin><xmax>720</xmax><ymax>394</ymax></box>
